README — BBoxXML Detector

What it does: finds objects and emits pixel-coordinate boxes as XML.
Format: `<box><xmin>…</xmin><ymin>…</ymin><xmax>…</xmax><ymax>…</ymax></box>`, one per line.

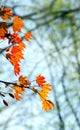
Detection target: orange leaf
<box><xmin>13</xmin><ymin>85</ymin><xmax>25</xmax><ymax>94</ymax></box>
<box><xmin>18</xmin><ymin>75</ymin><xmax>31</xmax><ymax>87</ymax></box>
<box><xmin>39</xmin><ymin>84</ymin><xmax>52</xmax><ymax>101</ymax></box>
<box><xmin>6</xmin><ymin>42</ymin><xmax>25</xmax><ymax>75</ymax></box>
<box><xmin>0</xmin><ymin>22</ymin><xmax>8</xmax><ymax>29</ymax></box>
<box><xmin>13</xmin><ymin>85</ymin><xmax>25</xmax><ymax>100</ymax></box>
<box><xmin>42</xmin><ymin>100</ymin><xmax>54</xmax><ymax>111</ymax></box>
<box><xmin>36</xmin><ymin>75</ymin><xmax>46</xmax><ymax>86</ymax></box>
<box><xmin>14</xmin><ymin>92</ymin><xmax>22</xmax><ymax>100</ymax></box>
<box><xmin>18</xmin><ymin>41</ymin><xmax>26</xmax><ymax>50</ymax></box>
<box><xmin>39</xmin><ymin>90</ymin><xmax>48</xmax><ymax>101</ymax></box>
<box><xmin>11</xmin><ymin>46</ymin><xmax>22</xmax><ymax>54</ymax></box>
<box><xmin>12</xmin><ymin>16</ymin><xmax>24</xmax><ymax>32</ymax></box>
<box><xmin>25</xmin><ymin>32</ymin><xmax>32</xmax><ymax>41</ymax></box>
<box><xmin>14</xmin><ymin>63</ymin><xmax>20</xmax><ymax>75</ymax></box>
<box><xmin>42</xmin><ymin>83</ymin><xmax>51</xmax><ymax>91</ymax></box>
<box><xmin>0</xmin><ymin>7</ymin><xmax>13</xmax><ymax>20</ymax></box>
<box><xmin>0</xmin><ymin>22</ymin><xmax>8</xmax><ymax>38</ymax></box>
<box><xmin>11</xmin><ymin>33</ymin><xmax>21</xmax><ymax>43</ymax></box>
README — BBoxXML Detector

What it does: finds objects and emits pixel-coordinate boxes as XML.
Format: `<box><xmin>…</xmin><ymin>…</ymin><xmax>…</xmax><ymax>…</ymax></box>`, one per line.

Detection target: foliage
<box><xmin>0</xmin><ymin>0</ymin><xmax>80</xmax><ymax>129</ymax></box>
<box><xmin>0</xmin><ymin>4</ymin><xmax>54</xmax><ymax>111</ymax></box>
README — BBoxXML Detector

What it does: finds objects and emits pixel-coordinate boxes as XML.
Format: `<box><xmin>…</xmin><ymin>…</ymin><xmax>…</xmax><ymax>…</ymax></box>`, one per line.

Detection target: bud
<box><xmin>3</xmin><ymin>99</ymin><xmax>8</xmax><ymax>106</ymax></box>
<box><xmin>9</xmin><ymin>93</ymin><xmax>14</xmax><ymax>98</ymax></box>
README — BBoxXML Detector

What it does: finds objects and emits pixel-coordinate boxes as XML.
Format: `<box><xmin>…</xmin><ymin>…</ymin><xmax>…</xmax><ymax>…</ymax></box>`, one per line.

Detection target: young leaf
<box><xmin>42</xmin><ymin>100</ymin><xmax>54</xmax><ymax>111</ymax></box>
<box><xmin>12</xmin><ymin>16</ymin><xmax>24</xmax><ymax>32</ymax></box>
<box><xmin>36</xmin><ymin>75</ymin><xmax>46</xmax><ymax>86</ymax></box>
<box><xmin>12</xmin><ymin>85</ymin><xmax>25</xmax><ymax>100</ymax></box>
<box><xmin>0</xmin><ymin>7</ymin><xmax>13</xmax><ymax>20</ymax></box>
<box><xmin>18</xmin><ymin>75</ymin><xmax>31</xmax><ymax>87</ymax></box>
<box><xmin>25</xmin><ymin>32</ymin><xmax>32</xmax><ymax>41</ymax></box>
<box><xmin>0</xmin><ymin>22</ymin><xmax>8</xmax><ymax>38</ymax></box>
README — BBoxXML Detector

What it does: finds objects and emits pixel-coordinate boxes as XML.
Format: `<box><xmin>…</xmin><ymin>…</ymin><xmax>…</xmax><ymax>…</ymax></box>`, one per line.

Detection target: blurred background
<box><xmin>0</xmin><ymin>0</ymin><xmax>80</xmax><ymax>130</ymax></box>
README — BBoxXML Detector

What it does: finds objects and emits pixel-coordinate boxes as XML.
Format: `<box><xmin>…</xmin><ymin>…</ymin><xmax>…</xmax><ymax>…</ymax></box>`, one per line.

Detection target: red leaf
<box><xmin>36</xmin><ymin>75</ymin><xmax>46</xmax><ymax>86</ymax></box>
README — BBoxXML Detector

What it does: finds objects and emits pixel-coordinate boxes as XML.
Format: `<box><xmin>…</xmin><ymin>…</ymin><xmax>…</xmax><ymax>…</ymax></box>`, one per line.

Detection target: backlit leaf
<box><xmin>12</xmin><ymin>16</ymin><xmax>24</xmax><ymax>32</ymax></box>
<box><xmin>13</xmin><ymin>85</ymin><xmax>25</xmax><ymax>100</ymax></box>
<box><xmin>0</xmin><ymin>7</ymin><xmax>13</xmax><ymax>20</ymax></box>
<box><xmin>39</xmin><ymin>83</ymin><xmax>51</xmax><ymax>101</ymax></box>
<box><xmin>25</xmin><ymin>32</ymin><xmax>32</xmax><ymax>41</ymax></box>
<box><xmin>42</xmin><ymin>100</ymin><xmax>54</xmax><ymax>111</ymax></box>
<box><xmin>0</xmin><ymin>22</ymin><xmax>8</xmax><ymax>38</ymax></box>
<box><xmin>18</xmin><ymin>75</ymin><xmax>31</xmax><ymax>87</ymax></box>
<box><xmin>36</xmin><ymin>75</ymin><xmax>46</xmax><ymax>86</ymax></box>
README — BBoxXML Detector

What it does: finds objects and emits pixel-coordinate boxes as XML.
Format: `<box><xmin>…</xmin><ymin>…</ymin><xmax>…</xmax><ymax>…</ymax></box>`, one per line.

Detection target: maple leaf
<box><xmin>36</xmin><ymin>75</ymin><xmax>46</xmax><ymax>86</ymax></box>
<box><xmin>0</xmin><ymin>22</ymin><xmax>8</xmax><ymax>29</ymax></box>
<box><xmin>39</xmin><ymin>84</ymin><xmax>51</xmax><ymax>101</ymax></box>
<box><xmin>10</xmin><ymin>53</ymin><xmax>22</xmax><ymax>75</ymax></box>
<box><xmin>0</xmin><ymin>22</ymin><xmax>8</xmax><ymax>39</ymax></box>
<box><xmin>13</xmin><ymin>85</ymin><xmax>25</xmax><ymax>100</ymax></box>
<box><xmin>12</xmin><ymin>76</ymin><xmax>31</xmax><ymax>100</ymax></box>
<box><xmin>6</xmin><ymin>42</ymin><xmax>25</xmax><ymax>75</ymax></box>
<box><xmin>12</xmin><ymin>16</ymin><xmax>24</xmax><ymax>32</ymax></box>
<box><xmin>6</xmin><ymin>52</ymin><xmax>21</xmax><ymax>75</ymax></box>
<box><xmin>25</xmin><ymin>32</ymin><xmax>32</xmax><ymax>41</ymax></box>
<box><xmin>0</xmin><ymin>27</ymin><xmax>6</xmax><ymax>38</ymax></box>
<box><xmin>13</xmin><ymin>85</ymin><xmax>25</xmax><ymax>93</ymax></box>
<box><xmin>14</xmin><ymin>63</ymin><xmax>20</xmax><ymax>75</ymax></box>
<box><xmin>18</xmin><ymin>75</ymin><xmax>31</xmax><ymax>87</ymax></box>
<box><xmin>11</xmin><ymin>33</ymin><xmax>21</xmax><ymax>43</ymax></box>
<box><xmin>18</xmin><ymin>41</ymin><xmax>26</xmax><ymax>50</ymax></box>
<box><xmin>0</xmin><ymin>7</ymin><xmax>13</xmax><ymax>20</ymax></box>
<box><xmin>42</xmin><ymin>83</ymin><xmax>51</xmax><ymax>90</ymax></box>
<box><xmin>14</xmin><ymin>92</ymin><xmax>22</xmax><ymax>100</ymax></box>
<box><xmin>39</xmin><ymin>90</ymin><xmax>48</xmax><ymax>101</ymax></box>
<box><xmin>11</xmin><ymin>46</ymin><xmax>24</xmax><ymax>62</ymax></box>
<box><xmin>42</xmin><ymin>100</ymin><xmax>54</xmax><ymax>111</ymax></box>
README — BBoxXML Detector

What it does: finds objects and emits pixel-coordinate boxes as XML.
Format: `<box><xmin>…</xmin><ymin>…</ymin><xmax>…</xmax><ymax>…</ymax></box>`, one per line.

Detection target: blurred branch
<box><xmin>12</xmin><ymin>5</ymin><xmax>80</xmax><ymax>19</ymax></box>
<box><xmin>52</xmin><ymin>39</ymin><xmax>80</xmax><ymax>127</ymax></box>
<box><xmin>61</xmin><ymin>70</ymin><xmax>80</xmax><ymax>128</ymax></box>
